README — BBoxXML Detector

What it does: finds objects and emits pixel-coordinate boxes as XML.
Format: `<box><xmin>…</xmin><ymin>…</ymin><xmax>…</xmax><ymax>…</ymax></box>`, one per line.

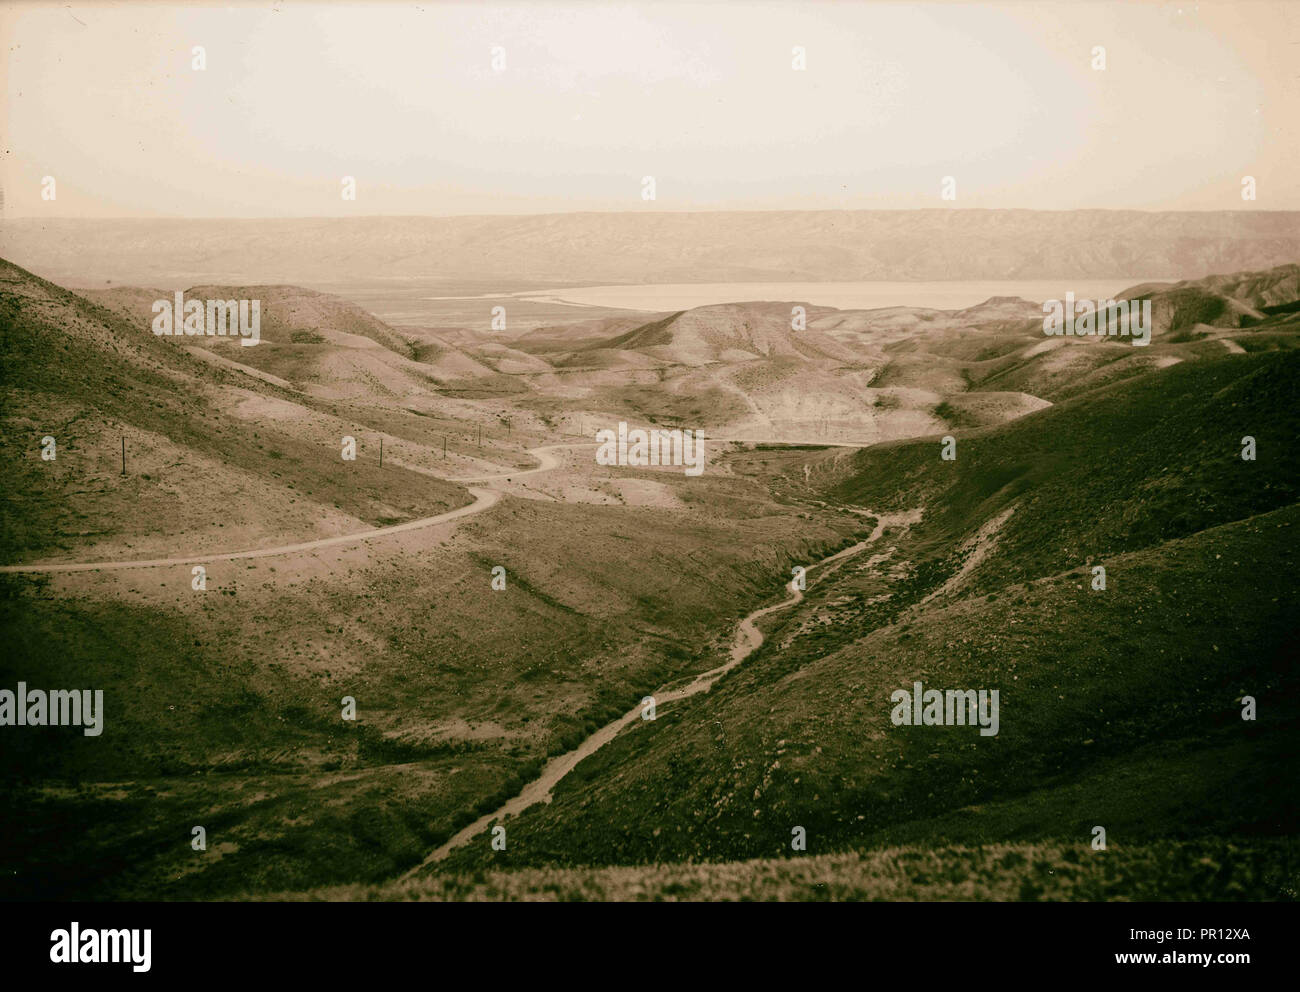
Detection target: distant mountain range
<box><xmin>3</xmin><ymin>210</ymin><xmax>1298</xmax><ymax>288</ymax></box>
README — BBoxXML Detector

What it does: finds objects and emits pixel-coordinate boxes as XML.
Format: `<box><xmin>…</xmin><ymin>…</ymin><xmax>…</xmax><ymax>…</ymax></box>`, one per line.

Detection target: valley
<box><xmin>1</xmin><ymin>255</ymin><xmax>1296</xmax><ymax>901</ymax></box>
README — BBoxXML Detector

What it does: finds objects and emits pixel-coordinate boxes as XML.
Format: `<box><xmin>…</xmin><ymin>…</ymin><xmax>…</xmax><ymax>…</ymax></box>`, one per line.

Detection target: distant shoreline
<box><xmin>506</xmin><ymin>279</ymin><xmax>1170</xmax><ymax>313</ymax></box>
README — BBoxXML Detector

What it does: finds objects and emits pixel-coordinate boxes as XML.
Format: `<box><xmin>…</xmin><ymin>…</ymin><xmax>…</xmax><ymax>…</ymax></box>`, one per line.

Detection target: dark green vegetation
<box><xmin>304</xmin><ymin>839</ymin><xmax>1297</xmax><ymax>901</ymax></box>
<box><xmin>431</xmin><ymin>349</ymin><xmax>1299</xmax><ymax>897</ymax></box>
<box><xmin>0</xmin><ymin>484</ymin><xmax>859</xmax><ymax>898</ymax></box>
<box><xmin>2</xmin><ymin>257</ymin><xmax>1297</xmax><ymax>901</ymax></box>
<box><xmin>0</xmin><ymin>260</ymin><xmax>864</xmax><ymax>899</ymax></box>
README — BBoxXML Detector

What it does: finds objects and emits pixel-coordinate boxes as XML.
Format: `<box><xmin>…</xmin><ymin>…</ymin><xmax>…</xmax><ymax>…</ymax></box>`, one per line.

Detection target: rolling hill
<box><xmin>3</xmin><ymin>255</ymin><xmax>1296</xmax><ymax>902</ymax></box>
<box><xmin>0</xmin><ymin>259</ymin><xmax>478</xmax><ymax>564</ymax></box>
<box><xmin>499</xmin><ymin>264</ymin><xmax>1300</xmax><ymax>445</ymax></box>
<box><xmin>419</xmin><ymin>346</ymin><xmax>1300</xmax><ymax>895</ymax></box>
<box><xmin>0</xmin><ymin>259</ymin><xmax>872</xmax><ymax>900</ymax></box>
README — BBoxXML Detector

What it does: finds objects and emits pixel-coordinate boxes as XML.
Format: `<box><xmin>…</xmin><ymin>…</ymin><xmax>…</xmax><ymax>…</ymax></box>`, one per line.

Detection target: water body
<box><xmin>517</xmin><ymin>279</ymin><xmax>1168</xmax><ymax>313</ymax></box>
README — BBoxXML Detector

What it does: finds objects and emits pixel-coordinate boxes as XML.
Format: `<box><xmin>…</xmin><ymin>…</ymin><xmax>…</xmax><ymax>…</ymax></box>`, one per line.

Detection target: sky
<box><xmin>2</xmin><ymin>1</ymin><xmax>1297</xmax><ymax>217</ymax></box>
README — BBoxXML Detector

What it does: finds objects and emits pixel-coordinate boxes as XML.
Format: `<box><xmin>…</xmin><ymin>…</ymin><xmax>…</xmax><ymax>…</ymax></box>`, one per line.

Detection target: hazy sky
<box><xmin>2</xmin><ymin>1</ymin><xmax>1296</xmax><ymax>217</ymax></box>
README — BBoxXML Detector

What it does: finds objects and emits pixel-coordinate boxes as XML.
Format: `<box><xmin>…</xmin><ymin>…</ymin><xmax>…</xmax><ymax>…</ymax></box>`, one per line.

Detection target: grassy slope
<box><xmin>1</xmin><ymin>258</ymin><xmax>867</xmax><ymax>898</ymax></box>
<box><xmin>822</xmin><ymin>351</ymin><xmax>1300</xmax><ymax>591</ymax></box>
<box><xmin>5</xmin><ymin>257</ymin><xmax>1297</xmax><ymax>901</ymax></box>
<box><xmin>1</xmin><ymin>463</ymin><xmax>862</xmax><ymax>900</ymax></box>
<box><xmin>423</xmin><ymin>352</ymin><xmax>1298</xmax><ymax>894</ymax></box>
<box><xmin>0</xmin><ymin>259</ymin><xmax>470</xmax><ymax>561</ymax></box>
<box><xmin>292</xmin><ymin>838</ymin><xmax>1298</xmax><ymax>901</ymax></box>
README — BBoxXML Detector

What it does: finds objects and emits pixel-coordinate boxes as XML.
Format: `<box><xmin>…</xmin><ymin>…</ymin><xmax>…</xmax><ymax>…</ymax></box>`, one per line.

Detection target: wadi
<box><xmin>0</xmin><ymin>245</ymin><xmax>1295</xmax><ymax>903</ymax></box>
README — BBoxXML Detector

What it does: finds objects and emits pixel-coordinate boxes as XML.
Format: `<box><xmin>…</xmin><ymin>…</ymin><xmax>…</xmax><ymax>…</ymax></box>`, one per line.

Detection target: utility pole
<box><xmin>120</xmin><ymin>436</ymin><xmax>126</xmax><ymax>475</ymax></box>
<box><xmin>379</xmin><ymin>438</ymin><xmax>383</xmax><ymax>469</ymax></box>
<box><xmin>443</xmin><ymin>436</ymin><xmax>447</xmax><ymax>458</ymax></box>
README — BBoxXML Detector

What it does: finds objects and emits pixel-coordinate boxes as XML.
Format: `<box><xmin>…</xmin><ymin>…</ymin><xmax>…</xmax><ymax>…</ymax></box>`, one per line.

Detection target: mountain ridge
<box><xmin>4</xmin><ymin>211</ymin><xmax>1298</xmax><ymax>287</ymax></box>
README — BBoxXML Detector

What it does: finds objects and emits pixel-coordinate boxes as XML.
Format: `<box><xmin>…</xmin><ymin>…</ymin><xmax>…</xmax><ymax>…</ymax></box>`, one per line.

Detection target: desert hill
<box><xmin>427</xmin><ymin>347</ymin><xmax>1300</xmax><ymax>879</ymax></box>
<box><xmin>2</xmin><ymin>264</ymin><xmax>877</xmax><ymax>902</ymax></box>
<box><xmin>84</xmin><ymin>284</ymin><xmax>415</xmax><ymax>356</ymax></box>
<box><xmin>583</xmin><ymin>304</ymin><xmax>855</xmax><ymax>367</ymax></box>
<box><xmin>0</xmin><ymin>259</ymin><xmax>474</xmax><ymax>564</ymax></box>
<box><xmin>80</xmin><ymin>282</ymin><xmax>512</xmax><ymax>401</ymax></box>
<box><xmin>498</xmin><ymin>264</ymin><xmax>1300</xmax><ymax>442</ymax></box>
<box><xmin>4</xmin><ymin>257</ymin><xmax>1297</xmax><ymax>902</ymax></box>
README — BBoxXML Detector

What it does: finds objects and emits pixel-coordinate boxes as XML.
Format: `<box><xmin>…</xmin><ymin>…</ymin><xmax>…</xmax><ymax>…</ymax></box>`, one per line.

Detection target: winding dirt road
<box><xmin>5</xmin><ymin>431</ymin><xmax>886</xmax><ymax>878</ymax></box>
<box><xmin>444</xmin><ymin>443</ymin><xmax>580</xmax><ymax>483</ymax></box>
<box><xmin>0</xmin><ymin>487</ymin><xmax>504</xmax><ymax>575</ymax></box>
<box><xmin>0</xmin><ymin>443</ymin><xmax>590</xmax><ymax>575</ymax></box>
<box><xmin>0</xmin><ymin>436</ymin><xmax>850</xmax><ymax>574</ymax></box>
